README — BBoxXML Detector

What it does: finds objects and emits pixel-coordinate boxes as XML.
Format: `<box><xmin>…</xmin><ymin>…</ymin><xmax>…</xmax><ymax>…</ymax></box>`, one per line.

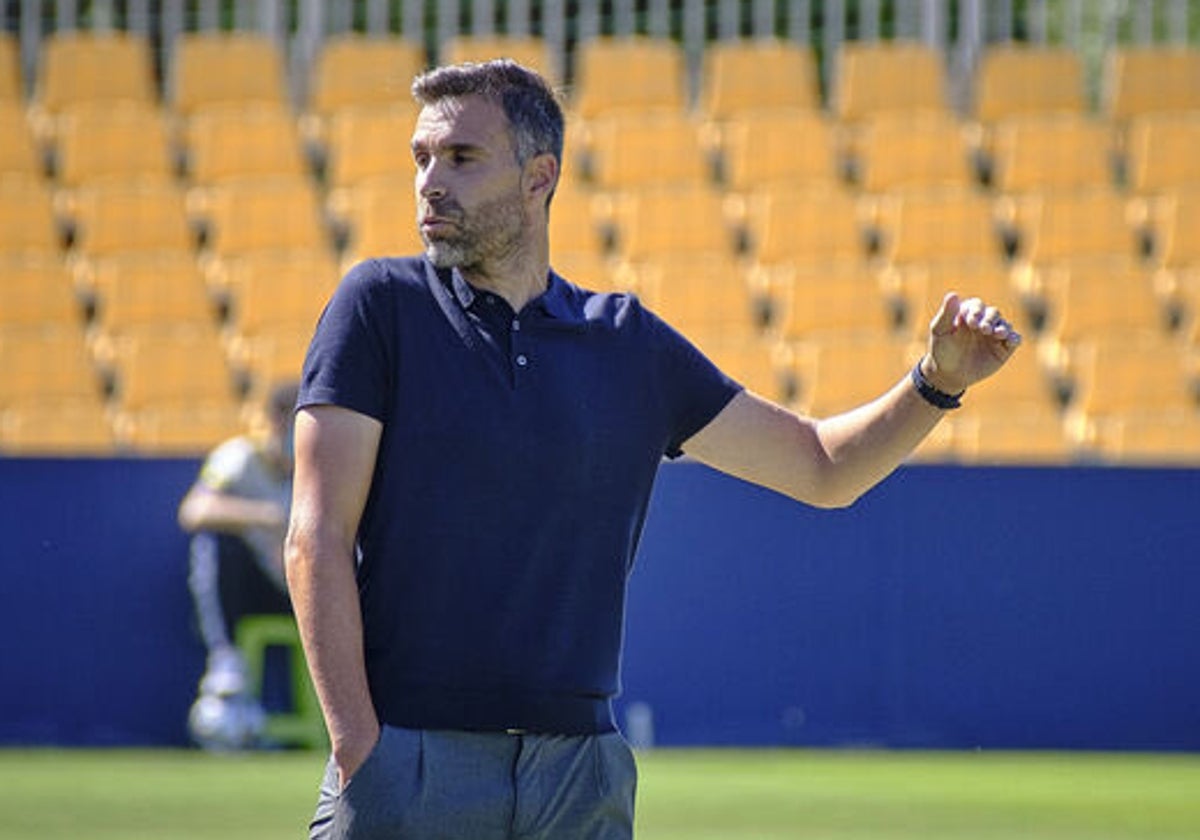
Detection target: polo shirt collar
<box><xmin>446</xmin><ymin>267</ymin><xmax>580</xmax><ymax>324</ymax></box>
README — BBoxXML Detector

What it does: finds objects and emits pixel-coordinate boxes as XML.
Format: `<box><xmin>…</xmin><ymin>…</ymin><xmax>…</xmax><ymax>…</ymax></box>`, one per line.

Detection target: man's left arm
<box><xmin>682</xmin><ymin>293</ymin><xmax>1021</xmax><ymax>508</ymax></box>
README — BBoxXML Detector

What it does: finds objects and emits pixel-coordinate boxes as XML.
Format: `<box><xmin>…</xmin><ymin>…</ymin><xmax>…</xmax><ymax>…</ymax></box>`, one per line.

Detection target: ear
<box><xmin>523</xmin><ymin>152</ymin><xmax>559</xmax><ymax>208</ymax></box>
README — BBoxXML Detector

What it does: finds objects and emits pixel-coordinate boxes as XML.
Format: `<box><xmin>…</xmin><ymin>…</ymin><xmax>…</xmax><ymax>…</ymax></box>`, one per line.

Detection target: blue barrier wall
<box><xmin>2</xmin><ymin>458</ymin><xmax>1198</xmax><ymax>750</ymax></box>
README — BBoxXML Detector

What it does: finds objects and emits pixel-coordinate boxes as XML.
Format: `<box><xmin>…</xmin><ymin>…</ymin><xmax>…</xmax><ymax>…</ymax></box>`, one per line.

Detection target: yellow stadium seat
<box><xmin>610</xmin><ymin>185</ymin><xmax>734</xmax><ymax>262</ymax></box>
<box><xmin>116</xmin><ymin>401</ymin><xmax>247</xmax><ymax>455</ymax></box>
<box><xmin>1068</xmin><ymin>335</ymin><xmax>1195</xmax><ymax>422</ymax></box>
<box><xmin>36</xmin><ymin>32</ymin><xmax>156</xmax><ymax>115</ymax></box>
<box><xmin>70</xmin><ymin>180</ymin><xmax>193</xmax><ymax>258</ymax></box>
<box><xmin>573</xmin><ymin>37</ymin><xmax>687</xmax><ymax>118</ymax></box>
<box><xmin>1105</xmin><ymin>47</ymin><xmax>1200</xmax><ymax>121</ymax></box>
<box><xmin>0</xmin><ymin>33</ymin><xmax>20</xmax><ymax>102</ymax></box>
<box><xmin>323</xmin><ymin>105</ymin><xmax>418</xmax><ymax>189</ymax></box>
<box><xmin>717</xmin><ymin>110</ymin><xmax>840</xmax><ymax>193</ymax></box>
<box><xmin>0</xmin><ymin>324</ymin><xmax>101</xmax><ymax>404</ymax></box>
<box><xmin>876</xmin><ymin>187</ymin><xmax>1003</xmax><ymax>265</ymax></box>
<box><xmin>694</xmin><ymin>333</ymin><xmax>786</xmax><ymax>403</ymax></box>
<box><xmin>1010</xmin><ymin>189</ymin><xmax>1138</xmax><ymax>265</ymax></box>
<box><xmin>750</xmin><ymin>187</ymin><xmax>868</xmax><ymax>266</ymax></box>
<box><xmin>173</xmin><ymin>33</ymin><xmax>289</xmax><ymax>115</ymax></box>
<box><xmin>0</xmin><ymin>254</ymin><xmax>80</xmax><ymax>328</ymax></box>
<box><xmin>339</xmin><ymin>174</ymin><xmax>425</xmax><ymax>261</ymax></box>
<box><xmin>989</xmin><ymin>114</ymin><xmax>1116</xmax><ymax>193</ymax></box>
<box><xmin>884</xmin><ymin>260</ymin><xmax>1025</xmax><ymax>339</ymax></box>
<box><xmin>0</xmin><ymin>177</ymin><xmax>61</xmax><ymax>255</ymax></box>
<box><xmin>197</xmin><ymin>177</ymin><xmax>329</xmax><ymax>259</ymax></box>
<box><xmin>219</xmin><ymin>251</ymin><xmax>339</xmax><ymax>337</ymax></box>
<box><xmin>1124</xmin><ymin>113</ymin><xmax>1200</xmax><ymax>194</ymax></box>
<box><xmin>621</xmin><ymin>254</ymin><xmax>759</xmax><ymax>339</ymax></box>
<box><xmin>548</xmin><ymin>182</ymin><xmax>609</xmax><ymax>258</ymax></box>
<box><xmin>786</xmin><ymin>333</ymin><xmax>919</xmax><ymax>417</ymax></box>
<box><xmin>54</xmin><ymin>102</ymin><xmax>174</xmax><ymax>188</ymax></box>
<box><xmin>581</xmin><ymin>112</ymin><xmax>708</xmax><ymax>190</ymax></box>
<box><xmin>0</xmin><ymin>103</ymin><xmax>42</xmax><ymax>177</ymax></box>
<box><xmin>87</xmin><ymin>254</ymin><xmax>216</xmax><ymax>342</ymax></box>
<box><xmin>834</xmin><ymin>41</ymin><xmax>949</xmax><ymax>121</ymax></box>
<box><xmin>767</xmin><ymin>263</ymin><xmax>891</xmax><ymax>342</ymax></box>
<box><xmin>309</xmin><ymin>35</ymin><xmax>425</xmax><ymax>118</ymax></box>
<box><xmin>441</xmin><ymin>36</ymin><xmax>555</xmax><ymax>82</ymax></box>
<box><xmin>1087</xmin><ymin>412</ymin><xmax>1200</xmax><ymax>466</ymax></box>
<box><xmin>1153</xmin><ymin>188</ymin><xmax>1200</xmax><ymax>269</ymax></box>
<box><xmin>855</xmin><ymin>112</ymin><xmax>976</xmax><ymax>192</ymax></box>
<box><xmin>107</xmin><ymin>325</ymin><xmax>239</xmax><ymax>411</ymax></box>
<box><xmin>0</xmin><ymin>397</ymin><xmax>116</xmax><ymax>455</ymax></box>
<box><xmin>701</xmin><ymin>40</ymin><xmax>820</xmax><ymax>120</ymax></box>
<box><xmin>186</xmin><ymin>103</ymin><xmax>307</xmax><ymax>184</ymax></box>
<box><xmin>549</xmin><ymin>252</ymin><xmax>619</xmax><ymax>294</ymax></box>
<box><xmin>973</xmin><ymin>46</ymin><xmax>1086</xmax><ymax>123</ymax></box>
<box><xmin>953</xmin><ymin>406</ymin><xmax>1073</xmax><ymax>465</ymax></box>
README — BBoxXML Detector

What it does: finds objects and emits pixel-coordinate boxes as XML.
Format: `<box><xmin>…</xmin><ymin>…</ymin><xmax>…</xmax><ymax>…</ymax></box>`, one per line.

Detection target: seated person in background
<box><xmin>178</xmin><ymin>380</ymin><xmax>298</xmax><ymax>747</ymax></box>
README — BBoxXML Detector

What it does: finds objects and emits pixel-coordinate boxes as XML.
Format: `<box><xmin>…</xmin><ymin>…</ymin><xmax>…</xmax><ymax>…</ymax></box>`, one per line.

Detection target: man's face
<box><xmin>411</xmin><ymin>96</ymin><xmax>529</xmax><ymax>270</ymax></box>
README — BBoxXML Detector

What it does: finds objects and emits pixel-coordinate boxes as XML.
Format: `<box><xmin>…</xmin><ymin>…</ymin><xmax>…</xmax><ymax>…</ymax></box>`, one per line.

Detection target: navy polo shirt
<box><xmin>299</xmin><ymin>256</ymin><xmax>741</xmax><ymax>734</ymax></box>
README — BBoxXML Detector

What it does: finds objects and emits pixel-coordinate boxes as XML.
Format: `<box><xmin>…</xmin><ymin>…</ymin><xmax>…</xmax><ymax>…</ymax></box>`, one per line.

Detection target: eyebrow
<box><xmin>410</xmin><ymin>139</ymin><xmax>487</xmax><ymax>156</ymax></box>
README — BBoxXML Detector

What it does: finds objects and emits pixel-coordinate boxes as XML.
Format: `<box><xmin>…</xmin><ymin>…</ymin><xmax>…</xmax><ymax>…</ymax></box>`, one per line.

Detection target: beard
<box><xmin>420</xmin><ymin>190</ymin><xmax>529</xmax><ymax>270</ymax></box>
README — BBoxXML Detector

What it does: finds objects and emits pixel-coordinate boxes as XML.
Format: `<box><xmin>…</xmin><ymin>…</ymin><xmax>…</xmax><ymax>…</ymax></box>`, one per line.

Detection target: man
<box><xmin>287</xmin><ymin>61</ymin><xmax>1020</xmax><ymax>838</ymax></box>
<box><xmin>179</xmin><ymin>381</ymin><xmax>298</xmax><ymax>746</ymax></box>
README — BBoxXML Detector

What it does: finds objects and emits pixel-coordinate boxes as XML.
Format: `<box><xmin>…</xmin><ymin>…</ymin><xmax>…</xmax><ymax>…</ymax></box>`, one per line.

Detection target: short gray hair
<box><xmin>411</xmin><ymin>59</ymin><xmax>564</xmax><ymax>171</ymax></box>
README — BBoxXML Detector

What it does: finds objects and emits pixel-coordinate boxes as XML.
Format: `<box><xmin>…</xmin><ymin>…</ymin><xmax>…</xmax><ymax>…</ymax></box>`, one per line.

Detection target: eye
<box><xmin>413</xmin><ymin>150</ymin><xmax>430</xmax><ymax>169</ymax></box>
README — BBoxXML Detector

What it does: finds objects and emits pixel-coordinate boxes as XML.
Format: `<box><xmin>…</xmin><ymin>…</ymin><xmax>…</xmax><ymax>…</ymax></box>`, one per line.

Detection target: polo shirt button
<box><xmin>512</xmin><ymin>319</ymin><xmax>521</xmax><ymax>331</ymax></box>
<box><xmin>516</xmin><ymin>354</ymin><xmax>528</xmax><ymax>367</ymax></box>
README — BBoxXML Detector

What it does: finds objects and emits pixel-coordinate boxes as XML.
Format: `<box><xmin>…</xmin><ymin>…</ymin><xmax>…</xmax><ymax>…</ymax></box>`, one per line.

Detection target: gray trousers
<box><xmin>309</xmin><ymin>726</ymin><xmax>637</xmax><ymax>839</ymax></box>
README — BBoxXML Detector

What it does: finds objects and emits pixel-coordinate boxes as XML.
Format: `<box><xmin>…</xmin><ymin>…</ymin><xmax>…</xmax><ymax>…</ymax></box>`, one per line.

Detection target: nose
<box><xmin>416</xmin><ymin>158</ymin><xmax>447</xmax><ymax>201</ymax></box>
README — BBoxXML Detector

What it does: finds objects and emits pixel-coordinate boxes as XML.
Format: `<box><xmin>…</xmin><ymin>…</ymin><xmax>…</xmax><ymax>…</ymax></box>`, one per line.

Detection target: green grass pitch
<box><xmin>2</xmin><ymin>747</ymin><xmax>1198</xmax><ymax>839</ymax></box>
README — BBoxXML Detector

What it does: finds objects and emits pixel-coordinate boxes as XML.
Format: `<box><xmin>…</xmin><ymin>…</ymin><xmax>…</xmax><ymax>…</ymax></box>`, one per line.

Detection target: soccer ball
<box><xmin>188</xmin><ymin>692</ymin><xmax>267</xmax><ymax>751</ymax></box>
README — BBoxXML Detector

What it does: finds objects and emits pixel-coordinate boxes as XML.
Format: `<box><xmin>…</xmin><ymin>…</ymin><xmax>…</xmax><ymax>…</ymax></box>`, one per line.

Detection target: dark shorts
<box><xmin>309</xmin><ymin>726</ymin><xmax>637</xmax><ymax>840</ymax></box>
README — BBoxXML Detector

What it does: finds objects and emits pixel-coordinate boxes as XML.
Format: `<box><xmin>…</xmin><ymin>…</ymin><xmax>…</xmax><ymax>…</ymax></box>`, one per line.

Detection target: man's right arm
<box><xmin>285</xmin><ymin>404</ymin><xmax>383</xmax><ymax>788</ymax></box>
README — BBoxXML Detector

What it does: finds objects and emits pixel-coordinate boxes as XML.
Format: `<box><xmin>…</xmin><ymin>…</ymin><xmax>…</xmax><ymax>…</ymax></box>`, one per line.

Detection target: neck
<box><xmin>458</xmin><ymin>235</ymin><xmax>550</xmax><ymax>312</ymax></box>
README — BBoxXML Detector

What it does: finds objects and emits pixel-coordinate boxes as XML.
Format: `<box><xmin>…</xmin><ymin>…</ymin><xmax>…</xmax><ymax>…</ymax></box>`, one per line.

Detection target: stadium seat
<box><xmin>0</xmin><ymin>254</ymin><xmax>79</xmax><ymax>331</ymax></box>
<box><xmin>0</xmin><ymin>324</ymin><xmax>102</xmax><ymax>404</ymax></box>
<box><xmin>973</xmin><ymin>45</ymin><xmax>1087</xmax><ymax>123</ymax></box>
<box><xmin>953</xmin><ymin>407</ymin><xmax>1073</xmax><ymax>465</ymax></box>
<box><xmin>173</xmin><ymin>33</ymin><xmax>289</xmax><ymax>115</ymax></box>
<box><xmin>1104</xmin><ymin>47</ymin><xmax>1200</xmax><ymax>121</ymax></box>
<box><xmin>87</xmin><ymin>254</ymin><xmax>216</xmax><ymax>347</ymax></box>
<box><xmin>309</xmin><ymin>35</ymin><xmax>424</xmax><ymax>119</ymax></box>
<box><xmin>0</xmin><ymin>103</ymin><xmax>43</xmax><ymax>178</ymax></box>
<box><xmin>1008</xmin><ymin>189</ymin><xmax>1138</xmax><ymax>265</ymax></box>
<box><xmin>0</xmin><ymin>32</ymin><xmax>20</xmax><ymax>102</ymax></box>
<box><xmin>115</xmin><ymin>401</ymin><xmax>247</xmax><ymax>455</ymax></box>
<box><xmin>235</xmin><ymin>615</ymin><xmax>327</xmax><ymax>749</ymax></box>
<box><xmin>988</xmin><ymin>114</ymin><xmax>1117</xmax><ymax>193</ymax></box>
<box><xmin>1125</xmin><ymin>113</ymin><xmax>1200</xmax><ymax>195</ymax></box>
<box><xmin>749</xmin><ymin>187</ymin><xmax>869</xmax><ymax>266</ymax></box>
<box><xmin>338</xmin><ymin>174</ymin><xmax>425</xmax><ymax>262</ymax></box>
<box><xmin>853</xmin><ymin>112</ymin><xmax>976</xmax><ymax>192</ymax></box>
<box><xmin>701</xmin><ymin>40</ymin><xmax>820</xmax><ymax>120</ymax></box>
<box><xmin>1068</xmin><ymin>334</ymin><xmax>1196</xmax><ymax>422</ymax></box>
<box><xmin>580</xmin><ymin>112</ymin><xmax>709</xmax><ymax>190</ymax></box>
<box><xmin>834</xmin><ymin>41</ymin><xmax>949</xmax><ymax>121</ymax></box>
<box><xmin>883</xmin><ymin>260</ymin><xmax>1025</xmax><ymax>339</ymax></box>
<box><xmin>196</xmin><ymin>177</ymin><xmax>329</xmax><ymax>259</ymax></box>
<box><xmin>688</xmin><ymin>332</ymin><xmax>783</xmax><ymax>402</ymax></box>
<box><xmin>0</xmin><ymin>396</ymin><xmax>116</xmax><ymax>455</ymax></box>
<box><xmin>610</xmin><ymin>185</ymin><xmax>734</xmax><ymax>263</ymax></box>
<box><xmin>572</xmin><ymin>37</ymin><xmax>687</xmax><ymax>118</ymax></box>
<box><xmin>186</xmin><ymin>103</ymin><xmax>308</xmax><ymax>184</ymax></box>
<box><xmin>1151</xmin><ymin>187</ymin><xmax>1200</xmax><ymax>269</ymax></box>
<box><xmin>219</xmin><ymin>250</ymin><xmax>338</xmax><ymax>338</ymax></box>
<box><xmin>323</xmin><ymin>104</ymin><xmax>418</xmax><ymax>190</ymax></box>
<box><xmin>716</xmin><ymin>110</ymin><xmax>841</xmax><ymax>193</ymax></box>
<box><xmin>35</xmin><ymin>32</ymin><xmax>156</xmax><ymax>116</ymax></box>
<box><xmin>784</xmin><ymin>333</ymin><xmax>919</xmax><ymax>417</ymax></box>
<box><xmin>441</xmin><ymin>35</ymin><xmax>555</xmax><ymax>82</ymax></box>
<box><xmin>54</xmin><ymin>102</ymin><xmax>175</xmax><ymax>188</ymax></box>
<box><xmin>0</xmin><ymin>177</ymin><xmax>62</xmax><ymax>255</ymax></box>
<box><xmin>107</xmin><ymin>324</ymin><xmax>239</xmax><ymax>411</ymax></box>
<box><xmin>619</xmin><ymin>254</ymin><xmax>760</xmax><ymax>340</ymax></box>
<box><xmin>548</xmin><ymin>182</ymin><xmax>610</xmax><ymax>258</ymax></box>
<box><xmin>228</xmin><ymin>327</ymin><xmax>315</xmax><ymax>400</ymax></box>
<box><xmin>69</xmin><ymin>180</ymin><xmax>194</xmax><ymax>258</ymax></box>
<box><xmin>766</xmin><ymin>262</ymin><xmax>892</xmax><ymax>342</ymax></box>
<box><xmin>1086</xmin><ymin>412</ymin><xmax>1200</xmax><ymax>465</ymax></box>
<box><xmin>875</xmin><ymin>187</ymin><xmax>1003</xmax><ymax>266</ymax></box>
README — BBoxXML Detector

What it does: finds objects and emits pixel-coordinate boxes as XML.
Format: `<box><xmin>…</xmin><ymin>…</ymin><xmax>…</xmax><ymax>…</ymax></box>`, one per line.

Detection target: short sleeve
<box><xmin>640</xmin><ymin>303</ymin><xmax>743</xmax><ymax>458</ymax></box>
<box><xmin>298</xmin><ymin>259</ymin><xmax>395</xmax><ymax>422</ymax></box>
